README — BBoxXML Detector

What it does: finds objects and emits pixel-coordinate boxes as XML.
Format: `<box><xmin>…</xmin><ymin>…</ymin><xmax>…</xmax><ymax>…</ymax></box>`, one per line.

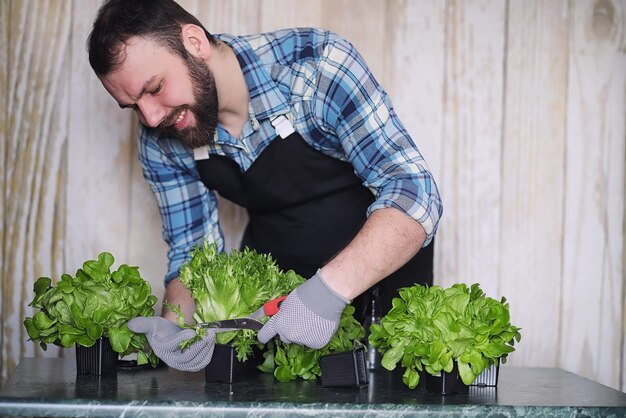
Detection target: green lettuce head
<box><xmin>369</xmin><ymin>282</ymin><xmax>521</xmax><ymax>388</ymax></box>
<box><xmin>24</xmin><ymin>252</ymin><xmax>159</xmax><ymax>367</ymax></box>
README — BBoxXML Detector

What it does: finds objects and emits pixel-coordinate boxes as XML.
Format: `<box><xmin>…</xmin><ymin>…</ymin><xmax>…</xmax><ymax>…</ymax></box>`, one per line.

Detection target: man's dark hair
<box><xmin>87</xmin><ymin>0</ymin><xmax>217</xmax><ymax>77</ymax></box>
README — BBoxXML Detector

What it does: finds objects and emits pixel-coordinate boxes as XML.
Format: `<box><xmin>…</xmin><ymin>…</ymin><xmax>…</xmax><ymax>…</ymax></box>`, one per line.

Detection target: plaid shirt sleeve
<box><xmin>312</xmin><ymin>34</ymin><xmax>443</xmax><ymax>245</ymax></box>
<box><xmin>138</xmin><ymin>127</ymin><xmax>224</xmax><ymax>285</ymax></box>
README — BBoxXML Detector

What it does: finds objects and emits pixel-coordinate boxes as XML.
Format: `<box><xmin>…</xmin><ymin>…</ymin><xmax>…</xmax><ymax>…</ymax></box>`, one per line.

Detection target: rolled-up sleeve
<box><xmin>138</xmin><ymin>127</ymin><xmax>224</xmax><ymax>286</ymax></box>
<box><xmin>313</xmin><ymin>35</ymin><xmax>442</xmax><ymax>245</ymax></box>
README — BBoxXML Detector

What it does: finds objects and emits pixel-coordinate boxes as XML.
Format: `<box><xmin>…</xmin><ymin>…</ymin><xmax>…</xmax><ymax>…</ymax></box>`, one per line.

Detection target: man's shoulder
<box><xmin>242</xmin><ymin>28</ymin><xmax>346</xmax><ymax>64</ymax></box>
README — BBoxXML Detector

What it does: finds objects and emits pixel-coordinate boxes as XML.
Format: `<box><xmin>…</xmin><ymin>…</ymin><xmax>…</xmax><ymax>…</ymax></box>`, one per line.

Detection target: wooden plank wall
<box><xmin>2</xmin><ymin>0</ymin><xmax>72</xmax><ymax>377</ymax></box>
<box><xmin>0</xmin><ymin>0</ymin><xmax>8</xmax><ymax>386</ymax></box>
<box><xmin>1</xmin><ymin>0</ymin><xmax>625</xmax><ymax>392</ymax></box>
<box><xmin>561</xmin><ymin>0</ymin><xmax>626</xmax><ymax>386</ymax></box>
<box><xmin>500</xmin><ymin>0</ymin><xmax>569</xmax><ymax>368</ymax></box>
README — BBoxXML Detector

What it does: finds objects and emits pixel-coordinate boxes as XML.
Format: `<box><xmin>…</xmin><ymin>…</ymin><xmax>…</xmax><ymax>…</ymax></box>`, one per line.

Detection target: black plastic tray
<box><xmin>75</xmin><ymin>337</ymin><xmax>118</xmax><ymax>376</ymax></box>
<box><xmin>319</xmin><ymin>346</ymin><xmax>368</xmax><ymax>388</ymax></box>
<box><xmin>205</xmin><ymin>344</ymin><xmax>261</xmax><ymax>384</ymax></box>
<box><xmin>424</xmin><ymin>362</ymin><xmax>468</xmax><ymax>395</ymax></box>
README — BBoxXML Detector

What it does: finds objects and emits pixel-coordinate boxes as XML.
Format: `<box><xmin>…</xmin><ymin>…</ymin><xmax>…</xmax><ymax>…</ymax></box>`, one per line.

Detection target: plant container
<box><xmin>424</xmin><ymin>361</ymin><xmax>500</xmax><ymax>395</ymax></box>
<box><xmin>424</xmin><ymin>362</ymin><xmax>468</xmax><ymax>395</ymax></box>
<box><xmin>319</xmin><ymin>346</ymin><xmax>368</xmax><ymax>388</ymax></box>
<box><xmin>205</xmin><ymin>344</ymin><xmax>260</xmax><ymax>384</ymax></box>
<box><xmin>75</xmin><ymin>337</ymin><xmax>118</xmax><ymax>376</ymax></box>
<box><xmin>470</xmin><ymin>361</ymin><xmax>499</xmax><ymax>387</ymax></box>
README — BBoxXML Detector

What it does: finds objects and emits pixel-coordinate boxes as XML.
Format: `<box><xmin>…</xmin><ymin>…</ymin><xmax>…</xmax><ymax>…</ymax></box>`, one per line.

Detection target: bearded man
<box><xmin>87</xmin><ymin>0</ymin><xmax>442</xmax><ymax>371</ymax></box>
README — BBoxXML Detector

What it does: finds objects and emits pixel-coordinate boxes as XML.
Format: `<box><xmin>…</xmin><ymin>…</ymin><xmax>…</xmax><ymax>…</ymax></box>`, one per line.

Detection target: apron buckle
<box><xmin>193</xmin><ymin>145</ymin><xmax>210</xmax><ymax>161</ymax></box>
<box><xmin>271</xmin><ymin>115</ymin><xmax>295</xmax><ymax>139</ymax></box>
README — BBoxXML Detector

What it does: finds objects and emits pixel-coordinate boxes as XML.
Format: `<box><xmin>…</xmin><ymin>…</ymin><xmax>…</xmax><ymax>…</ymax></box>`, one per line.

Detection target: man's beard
<box><xmin>159</xmin><ymin>55</ymin><xmax>219</xmax><ymax>148</ymax></box>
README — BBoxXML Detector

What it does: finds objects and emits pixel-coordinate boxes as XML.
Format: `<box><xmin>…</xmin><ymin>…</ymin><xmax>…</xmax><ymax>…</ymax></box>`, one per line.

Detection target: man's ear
<box><xmin>181</xmin><ymin>24</ymin><xmax>211</xmax><ymax>59</ymax></box>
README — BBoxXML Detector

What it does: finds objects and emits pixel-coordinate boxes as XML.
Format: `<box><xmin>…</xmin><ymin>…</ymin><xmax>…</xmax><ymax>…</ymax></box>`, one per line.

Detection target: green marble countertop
<box><xmin>1</xmin><ymin>356</ymin><xmax>625</xmax><ymax>417</ymax></box>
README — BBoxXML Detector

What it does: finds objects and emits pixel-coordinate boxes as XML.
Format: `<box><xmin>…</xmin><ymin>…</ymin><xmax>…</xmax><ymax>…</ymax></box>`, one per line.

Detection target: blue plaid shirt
<box><xmin>139</xmin><ymin>28</ymin><xmax>443</xmax><ymax>286</ymax></box>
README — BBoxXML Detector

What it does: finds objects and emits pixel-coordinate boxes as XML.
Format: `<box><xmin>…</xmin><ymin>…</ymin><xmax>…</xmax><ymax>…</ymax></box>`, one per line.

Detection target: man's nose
<box><xmin>136</xmin><ymin>98</ymin><xmax>166</xmax><ymax>128</ymax></box>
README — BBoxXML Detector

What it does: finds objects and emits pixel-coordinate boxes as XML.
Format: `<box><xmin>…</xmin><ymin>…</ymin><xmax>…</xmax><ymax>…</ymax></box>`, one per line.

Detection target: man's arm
<box><xmin>258</xmin><ymin>32</ymin><xmax>440</xmax><ymax>349</ymax></box>
<box><xmin>257</xmin><ymin>206</ymin><xmax>426</xmax><ymax>348</ymax></box>
<box><xmin>320</xmin><ymin>207</ymin><xmax>426</xmax><ymax>300</ymax></box>
<box><xmin>162</xmin><ymin>278</ymin><xmax>197</xmax><ymax>324</ymax></box>
<box><xmin>138</xmin><ymin>128</ymin><xmax>224</xmax><ymax>325</ymax></box>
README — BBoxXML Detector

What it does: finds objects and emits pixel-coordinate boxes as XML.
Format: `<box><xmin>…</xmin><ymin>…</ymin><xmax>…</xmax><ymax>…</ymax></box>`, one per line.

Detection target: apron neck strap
<box><xmin>193</xmin><ymin>115</ymin><xmax>296</xmax><ymax>161</ymax></box>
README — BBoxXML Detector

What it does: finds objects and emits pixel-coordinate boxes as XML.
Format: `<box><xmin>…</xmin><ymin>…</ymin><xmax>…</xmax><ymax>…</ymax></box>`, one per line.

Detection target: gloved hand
<box><xmin>258</xmin><ymin>270</ymin><xmax>349</xmax><ymax>349</ymax></box>
<box><xmin>128</xmin><ymin>316</ymin><xmax>215</xmax><ymax>372</ymax></box>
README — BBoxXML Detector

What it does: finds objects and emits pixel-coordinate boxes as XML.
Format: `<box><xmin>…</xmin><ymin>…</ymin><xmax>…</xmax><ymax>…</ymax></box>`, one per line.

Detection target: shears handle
<box><xmin>263</xmin><ymin>295</ymin><xmax>287</xmax><ymax>316</ymax></box>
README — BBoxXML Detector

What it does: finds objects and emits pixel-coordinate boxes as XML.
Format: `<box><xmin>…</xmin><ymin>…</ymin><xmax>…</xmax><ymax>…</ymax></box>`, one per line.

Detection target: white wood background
<box><xmin>1</xmin><ymin>0</ymin><xmax>625</xmax><ymax>392</ymax></box>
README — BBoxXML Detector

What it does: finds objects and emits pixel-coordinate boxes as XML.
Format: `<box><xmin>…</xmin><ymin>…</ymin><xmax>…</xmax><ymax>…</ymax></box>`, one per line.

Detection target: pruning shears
<box><xmin>196</xmin><ymin>295</ymin><xmax>287</xmax><ymax>331</ymax></box>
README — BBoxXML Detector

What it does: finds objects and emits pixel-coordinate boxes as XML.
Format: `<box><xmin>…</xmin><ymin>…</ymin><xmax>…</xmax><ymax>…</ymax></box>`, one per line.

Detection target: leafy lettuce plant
<box><xmin>369</xmin><ymin>283</ymin><xmax>521</xmax><ymax>388</ymax></box>
<box><xmin>175</xmin><ymin>241</ymin><xmax>364</xmax><ymax>381</ymax></box>
<box><xmin>260</xmin><ymin>304</ymin><xmax>364</xmax><ymax>381</ymax></box>
<box><xmin>176</xmin><ymin>241</ymin><xmax>303</xmax><ymax>360</ymax></box>
<box><xmin>23</xmin><ymin>252</ymin><xmax>159</xmax><ymax>366</ymax></box>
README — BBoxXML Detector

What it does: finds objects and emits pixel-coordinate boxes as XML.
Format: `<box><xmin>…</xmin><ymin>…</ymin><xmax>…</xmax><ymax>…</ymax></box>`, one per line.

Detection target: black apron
<box><xmin>195</xmin><ymin>121</ymin><xmax>433</xmax><ymax>322</ymax></box>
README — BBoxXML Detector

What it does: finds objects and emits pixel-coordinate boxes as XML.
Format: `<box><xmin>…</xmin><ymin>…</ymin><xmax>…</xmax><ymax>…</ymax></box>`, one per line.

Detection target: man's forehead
<box><xmin>101</xmin><ymin>58</ymin><xmax>159</xmax><ymax>103</ymax></box>
<box><xmin>100</xmin><ymin>36</ymin><xmax>187</xmax><ymax>105</ymax></box>
<box><xmin>104</xmin><ymin>38</ymin><xmax>167</xmax><ymax>86</ymax></box>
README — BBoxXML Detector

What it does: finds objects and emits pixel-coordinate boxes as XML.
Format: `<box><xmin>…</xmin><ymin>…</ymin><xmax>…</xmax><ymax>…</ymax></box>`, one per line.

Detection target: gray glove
<box><xmin>258</xmin><ymin>270</ymin><xmax>349</xmax><ymax>349</ymax></box>
<box><xmin>128</xmin><ymin>316</ymin><xmax>215</xmax><ymax>372</ymax></box>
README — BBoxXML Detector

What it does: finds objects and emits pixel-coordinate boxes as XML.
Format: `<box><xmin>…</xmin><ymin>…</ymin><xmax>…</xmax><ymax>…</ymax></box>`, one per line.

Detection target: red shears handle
<box><xmin>263</xmin><ymin>295</ymin><xmax>287</xmax><ymax>316</ymax></box>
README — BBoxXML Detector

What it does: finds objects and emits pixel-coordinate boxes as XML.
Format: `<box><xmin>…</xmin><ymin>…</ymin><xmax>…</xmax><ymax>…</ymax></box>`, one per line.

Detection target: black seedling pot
<box><xmin>319</xmin><ymin>346</ymin><xmax>368</xmax><ymax>388</ymax></box>
<box><xmin>424</xmin><ymin>362</ymin><xmax>468</xmax><ymax>395</ymax></box>
<box><xmin>75</xmin><ymin>337</ymin><xmax>118</xmax><ymax>376</ymax></box>
<box><xmin>205</xmin><ymin>344</ymin><xmax>261</xmax><ymax>384</ymax></box>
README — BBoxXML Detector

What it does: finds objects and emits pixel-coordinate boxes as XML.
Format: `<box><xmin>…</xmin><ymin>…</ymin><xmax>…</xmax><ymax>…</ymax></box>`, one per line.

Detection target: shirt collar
<box><xmin>216</xmin><ymin>33</ymin><xmax>289</xmax><ymax>122</ymax></box>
